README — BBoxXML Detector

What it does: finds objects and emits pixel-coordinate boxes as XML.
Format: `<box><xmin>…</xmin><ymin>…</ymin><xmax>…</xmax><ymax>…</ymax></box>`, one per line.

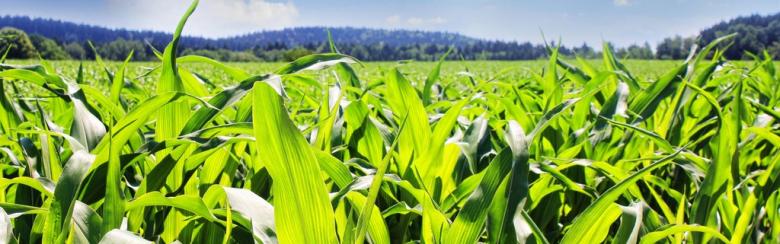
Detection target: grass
<box><xmin>1</xmin><ymin>1</ymin><xmax>780</xmax><ymax>243</ymax></box>
<box><xmin>1</xmin><ymin>59</ymin><xmax>693</xmax><ymax>86</ymax></box>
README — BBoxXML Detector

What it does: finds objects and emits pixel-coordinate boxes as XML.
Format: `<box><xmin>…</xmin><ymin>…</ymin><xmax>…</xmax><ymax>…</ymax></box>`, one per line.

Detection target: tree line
<box><xmin>0</xmin><ymin>12</ymin><xmax>777</xmax><ymax>61</ymax></box>
<box><xmin>0</xmin><ymin>27</ymin><xmax>681</xmax><ymax>62</ymax></box>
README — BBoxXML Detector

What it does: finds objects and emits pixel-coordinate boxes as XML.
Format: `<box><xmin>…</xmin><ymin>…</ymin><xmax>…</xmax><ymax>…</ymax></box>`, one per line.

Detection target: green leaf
<box><xmin>602</xmin><ymin>116</ymin><xmax>674</xmax><ymax>152</ymax></box>
<box><xmin>0</xmin><ymin>80</ymin><xmax>22</xmax><ymax>134</ymax></box>
<box><xmin>275</xmin><ymin>53</ymin><xmax>358</xmax><ymax>75</ymax></box>
<box><xmin>419</xmin><ymin>99</ymin><xmax>468</xmax><ymax>188</ymax></box>
<box><xmin>72</xmin><ymin>201</ymin><xmax>103</xmax><ymax>244</ymax></box>
<box><xmin>561</xmin><ymin>149</ymin><xmax>682</xmax><ymax>244</ymax></box>
<box><xmin>422</xmin><ymin>47</ymin><xmax>453</xmax><ymax>105</ymax></box>
<box><xmin>730</xmin><ymin>190</ymin><xmax>758</xmax><ymax>243</ymax></box>
<box><xmin>124</xmin><ymin>192</ymin><xmax>217</xmax><ymax>222</ymax></box>
<box><xmin>518</xmin><ymin>209</ymin><xmax>550</xmax><ymax>244</ymax></box>
<box><xmin>628</xmin><ymin>63</ymin><xmax>686</xmax><ymax>122</ymax></box>
<box><xmin>384</xmin><ymin>68</ymin><xmax>431</xmax><ymax>174</ymax></box>
<box><xmin>488</xmin><ymin>120</ymin><xmax>531</xmax><ymax>243</ymax></box>
<box><xmin>445</xmin><ymin>148</ymin><xmax>515</xmax><ymax>244</ymax></box>
<box><xmin>110</xmin><ymin>50</ymin><xmax>134</xmax><ymax>104</ymax></box>
<box><xmin>353</xmin><ymin>121</ymin><xmax>404</xmax><ymax>244</ymax></box>
<box><xmin>43</xmin><ymin>150</ymin><xmax>95</xmax><ymax>243</ymax></box>
<box><xmin>90</xmin><ymin>92</ymin><xmax>186</xmax><ymax>169</ymax></box>
<box><xmin>687</xmin><ymin>83</ymin><xmax>736</xmax><ymax>233</ymax></box>
<box><xmin>102</xmin><ymin>119</ymin><xmax>123</xmax><ymax>234</ymax></box>
<box><xmin>252</xmin><ymin>81</ymin><xmax>338</xmax><ymax>243</ymax></box>
<box><xmin>347</xmin><ymin>192</ymin><xmax>391</xmax><ymax>244</ymax></box>
<box><xmin>69</xmin><ymin>86</ymin><xmax>107</xmax><ymax>151</ymax></box>
<box><xmin>156</xmin><ymin>0</ymin><xmax>198</xmax><ymax>142</ymax></box>
<box><xmin>177</xmin><ymin>55</ymin><xmax>250</xmax><ymax>80</ymax></box>
<box><xmin>0</xmin><ymin>177</ymin><xmax>53</xmax><ymax>198</ymax></box>
<box><xmin>639</xmin><ymin>224</ymin><xmax>729</xmax><ymax>244</ymax></box>
<box><xmin>591</xmin><ymin>81</ymin><xmax>629</xmax><ymax>145</ymax></box>
<box><xmin>180</xmin><ymin>75</ymin><xmax>270</xmax><ymax>135</ymax></box>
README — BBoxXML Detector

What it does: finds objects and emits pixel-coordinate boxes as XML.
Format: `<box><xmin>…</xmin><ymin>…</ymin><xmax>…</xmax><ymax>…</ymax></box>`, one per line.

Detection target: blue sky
<box><xmin>0</xmin><ymin>0</ymin><xmax>778</xmax><ymax>47</ymax></box>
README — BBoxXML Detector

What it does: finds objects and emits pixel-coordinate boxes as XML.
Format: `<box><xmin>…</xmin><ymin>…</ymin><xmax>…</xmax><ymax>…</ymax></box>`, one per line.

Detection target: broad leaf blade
<box><xmin>252</xmin><ymin>82</ymin><xmax>337</xmax><ymax>243</ymax></box>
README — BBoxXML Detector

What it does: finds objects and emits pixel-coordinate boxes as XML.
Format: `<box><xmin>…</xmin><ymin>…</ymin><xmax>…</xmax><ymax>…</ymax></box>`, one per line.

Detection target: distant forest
<box><xmin>0</xmin><ymin>12</ymin><xmax>778</xmax><ymax>62</ymax></box>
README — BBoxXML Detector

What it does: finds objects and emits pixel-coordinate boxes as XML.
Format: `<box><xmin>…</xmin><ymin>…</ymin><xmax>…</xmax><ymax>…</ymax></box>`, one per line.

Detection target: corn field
<box><xmin>1</xmin><ymin>1</ymin><xmax>779</xmax><ymax>243</ymax></box>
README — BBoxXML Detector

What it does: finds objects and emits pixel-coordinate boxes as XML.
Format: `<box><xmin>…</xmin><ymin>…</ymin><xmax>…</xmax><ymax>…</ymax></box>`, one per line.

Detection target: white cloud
<box><xmin>614</xmin><ymin>0</ymin><xmax>631</xmax><ymax>6</ymax></box>
<box><xmin>385</xmin><ymin>15</ymin><xmax>447</xmax><ymax>27</ymax></box>
<box><xmin>407</xmin><ymin>17</ymin><xmax>424</xmax><ymax>25</ymax></box>
<box><xmin>106</xmin><ymin>0</ymin><xmax>299</xmax><ymax>37</ymax></box>
<box><xmin>430</xmin><ymin>17</ymin><xmax>447</xmax><ymax>25</ymax></box>
<box><xmin>385</xmin><ymin>15</ymin><xmax>401</xmax><ymax>25</ymax></box>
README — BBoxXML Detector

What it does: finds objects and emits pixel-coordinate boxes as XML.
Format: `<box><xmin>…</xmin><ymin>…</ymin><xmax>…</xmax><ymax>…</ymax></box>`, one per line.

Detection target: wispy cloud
<box><xmin>406</xmin><ymin>17</ymin><xmax>424</xmax><ymax>25</ymax></box>
<box><xmin>430</xmin><ymin>17</ymin><xmax>447</xmax><ymax>25</ymax></box>
<box><xmin>614</xmin><ymin>0</ymin><xmax>631</xmax><ymax>6</ymax></box>
<box><xmin>106</xmin><ymin>0</ymin><xmax>299</xmax><ymax>37</ymax></box>
<box><xmin>385</xmin><ymin>15</ymin><xmax>401</xmax><ymax>25</ymax></box>
<box><xmin>386</xmin><ymin>15</ymin><xmax>447</xmax><ymax>27</ymax></box>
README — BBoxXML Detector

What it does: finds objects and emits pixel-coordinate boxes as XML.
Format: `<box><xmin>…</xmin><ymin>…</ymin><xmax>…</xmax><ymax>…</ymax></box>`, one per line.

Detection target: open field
<box><xmin>4</xmin><ymin>59</ymin><xmax>762</xmax><ymax>88</ymax></box>
<box><xmin>1</xmin><ymin>3</ymin><xmax>780</xmax><ymax>244</ymax></box>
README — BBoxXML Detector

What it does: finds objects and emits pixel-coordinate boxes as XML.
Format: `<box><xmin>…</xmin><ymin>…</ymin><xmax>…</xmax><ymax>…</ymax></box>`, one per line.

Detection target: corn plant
<box><xmin>0</xmin><ymin>1</ymin><xmax>779</xmax><ymax>243</ymax></box>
